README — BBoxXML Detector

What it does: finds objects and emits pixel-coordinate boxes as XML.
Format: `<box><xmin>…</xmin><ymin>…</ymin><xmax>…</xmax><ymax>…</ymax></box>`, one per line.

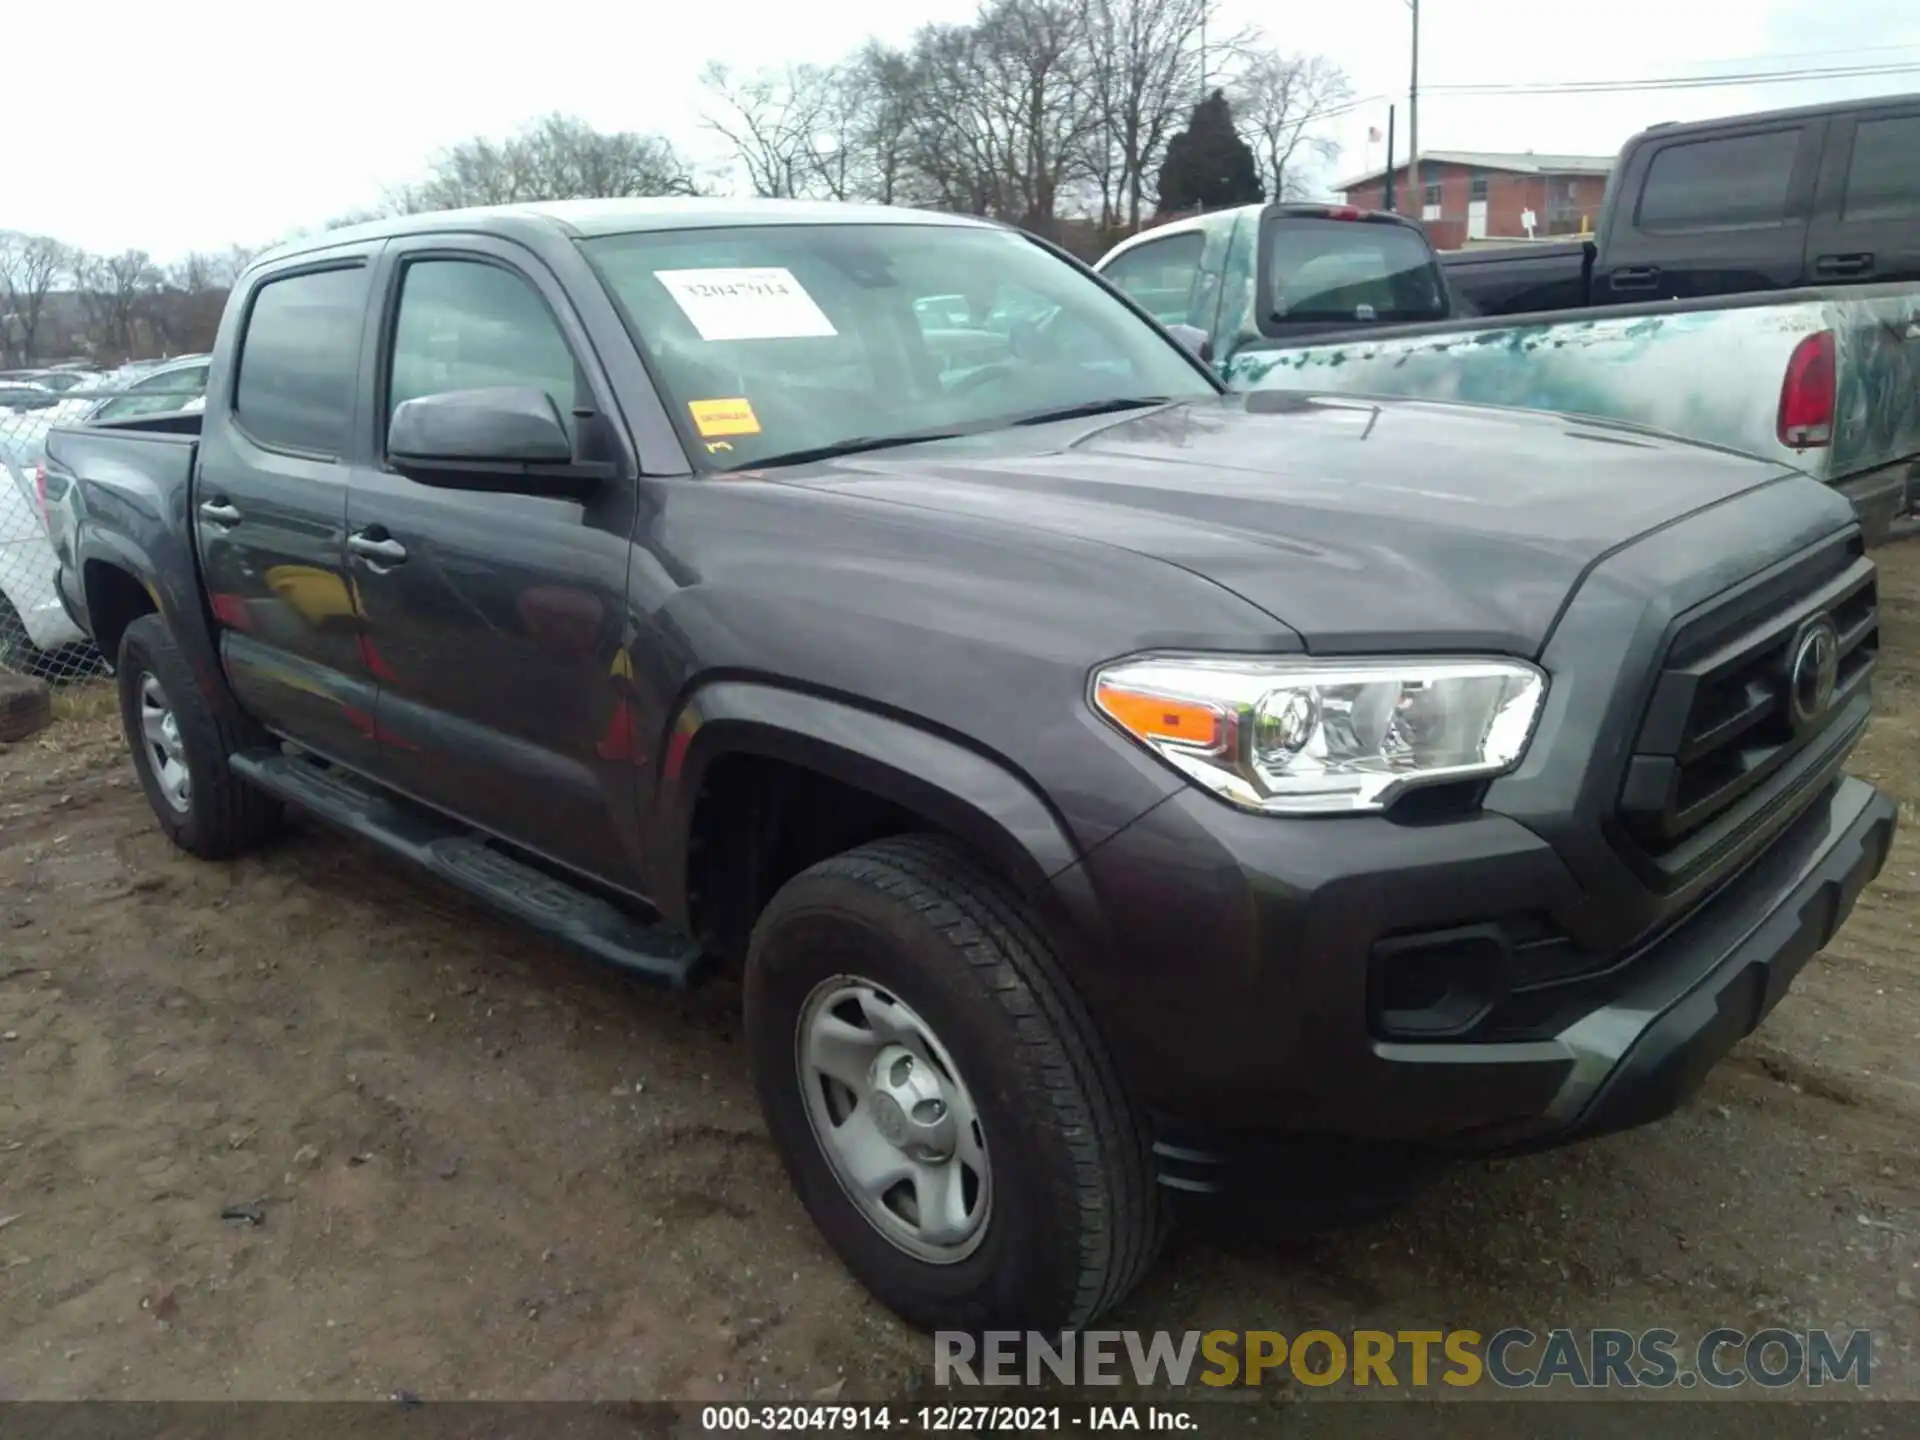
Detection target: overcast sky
<box><xmin>13</xmin><ymin>0</ymin><xmax>1918</xmax><ymax>259</ymax></box>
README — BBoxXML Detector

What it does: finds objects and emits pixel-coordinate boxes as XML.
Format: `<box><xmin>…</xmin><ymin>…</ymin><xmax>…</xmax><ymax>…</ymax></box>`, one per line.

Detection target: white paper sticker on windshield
<box><xmin>653</xmin><ymin>267</ymin><xmax>838</xmax><ymax>342</ymax></box>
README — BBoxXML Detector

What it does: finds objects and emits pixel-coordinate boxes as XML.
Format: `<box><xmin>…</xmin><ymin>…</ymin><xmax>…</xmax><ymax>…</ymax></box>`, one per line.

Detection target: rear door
<box><xmin>343</xmin><ymin>237</ymin><xmax>640</xmax><ymax>887</ymax></box>
<box><xmin>196</xmin><ymin>254</ymin><xmax>381</xmax><ymax>770</ymax></box>
<box><xmin>1596</xmin><ymin>121</ymin><xmax>1822</xmax><ymax>303</ymax></box>
<box><xmin>1806</xmin><ymin>104</ymin><xmax>1920</xmax><ymax>287</ymax></box>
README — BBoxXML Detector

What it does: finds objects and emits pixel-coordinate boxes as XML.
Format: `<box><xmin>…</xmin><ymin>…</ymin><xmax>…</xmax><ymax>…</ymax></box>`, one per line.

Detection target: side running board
<box><xmin>228</xmin><ymin>749</ymin><xmax>708</xmax><ymax>990</ymax></box>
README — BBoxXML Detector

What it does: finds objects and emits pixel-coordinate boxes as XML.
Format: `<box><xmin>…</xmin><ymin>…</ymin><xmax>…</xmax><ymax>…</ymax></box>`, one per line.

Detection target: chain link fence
<box><xmin>1</xmin><ymin>360</ymin><xmax>209</xmax><ymax>685</ymax></box>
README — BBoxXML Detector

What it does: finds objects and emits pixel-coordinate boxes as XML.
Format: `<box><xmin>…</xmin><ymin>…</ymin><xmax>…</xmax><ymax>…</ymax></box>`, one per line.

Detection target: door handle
<box><xmin>1609</xmin><ymin>266</ymin><xmax>1660</xmax><ymax>292</ymax></box>
<box><xmin>348</xmin><ymin>532</ymin><xmax>408</xmax><ymax>565</ymax></box>
<box><xmin>198</xmin><ymin>500</ymin><xmax>241</xmax><ymax>526</ymax></box>
<box><xmin>1814</xmin><ymin>252</ymin><xmax>1874</xmax><ymax>279</ymax></box>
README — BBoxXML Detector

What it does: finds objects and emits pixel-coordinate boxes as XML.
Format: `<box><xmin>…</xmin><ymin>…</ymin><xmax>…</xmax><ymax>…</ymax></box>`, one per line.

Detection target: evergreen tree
<box><xmin>1156</xmin><ymin>90</ymin><xmax>1264</xmax><ymax>214</ymax></box>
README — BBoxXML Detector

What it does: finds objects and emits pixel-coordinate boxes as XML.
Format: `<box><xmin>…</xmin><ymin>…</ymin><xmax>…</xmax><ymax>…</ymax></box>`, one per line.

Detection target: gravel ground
<box><xmin>1</xmin><ymin>540</ymin><xmax>1917</xmax><ymax>1409</ymax></box>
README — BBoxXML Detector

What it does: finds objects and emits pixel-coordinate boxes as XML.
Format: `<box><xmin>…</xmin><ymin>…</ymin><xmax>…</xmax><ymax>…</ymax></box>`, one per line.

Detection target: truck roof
<box><xmin>259</xmin><ymin>197</ymin><xmax>1001</xmax><ymax>267</ymax></box>
<box><xmin>1633</xmin><ymin>87</ymin><xmax>1920</xmax><ymax>140</ymax></box>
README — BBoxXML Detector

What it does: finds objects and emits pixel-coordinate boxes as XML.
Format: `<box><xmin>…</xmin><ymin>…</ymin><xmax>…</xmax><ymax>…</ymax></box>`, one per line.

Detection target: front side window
<box><xmin>234</xmin><ymin>266</ymin><xmax>369</xmax><ymax>455</ymax></box>
<box><xmin>1099</xmin><ymin>232</ymin><xmax>1205</xmax><ymax>325</ymax></box>
<box><xmin>1637</xmin><ymin>129</ymin><xmax>1800</xmax><ymax>231</ymax></box>
<box><xmin>582</xmin><ymin>222</ymin><xmax>1216</xmax><ymax>471</ymax></box>
<box><xmin>387</xmin><ymin>260</ymin><xmax>578</xmax><ymax>429</ymax></box>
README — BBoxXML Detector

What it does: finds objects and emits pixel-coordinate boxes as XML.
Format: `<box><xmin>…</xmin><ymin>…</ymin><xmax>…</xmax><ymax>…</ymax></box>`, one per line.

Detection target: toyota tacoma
<box><xmin>42</xmin><ymin>198</ymin><xmax>1895</xmax><ymax>1332</ymax></box>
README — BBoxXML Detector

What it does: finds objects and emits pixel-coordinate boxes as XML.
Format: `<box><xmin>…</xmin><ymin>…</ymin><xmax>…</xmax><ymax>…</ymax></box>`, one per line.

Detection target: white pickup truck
<box><xmin>1096</xmin><ymin>201</ymin><xmax>1920</xmax><ymax>546</ymax></box>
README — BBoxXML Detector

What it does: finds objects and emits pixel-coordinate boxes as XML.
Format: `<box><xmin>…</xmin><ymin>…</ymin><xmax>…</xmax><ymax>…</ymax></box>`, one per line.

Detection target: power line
<box><xmin>1427</xmin><ymin>60</ymin><xmax>1920</xmax><ymax>96</ymax></box>
<box><xmin>1318</xmin><ymin>57</ymin><xmax>1920</xmax><ymax>121</ymax></box>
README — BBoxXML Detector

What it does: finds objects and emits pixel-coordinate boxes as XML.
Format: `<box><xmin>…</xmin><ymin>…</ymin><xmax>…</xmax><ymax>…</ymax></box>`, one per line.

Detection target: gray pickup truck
<box><xmin>41</xmin><ymin>197</ymin><xmax>1896</xmax><ymax>1333</ymax></box>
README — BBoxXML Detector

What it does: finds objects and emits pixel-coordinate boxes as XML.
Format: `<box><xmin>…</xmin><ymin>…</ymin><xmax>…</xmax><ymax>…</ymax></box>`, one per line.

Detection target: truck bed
<box><xmin>42</xmin><ymin>418</ymin><xmax>202</xmax><ymax>647</ymax></box>
<box><xmin>1223</xmin><ymin>280</ymin><xmax>1920</xmax><ymax>508</ymax></box>
<box><xmin>1440</xmin><ymin>240</ymin><xmax>1594</xmax><ymax>318</ymax></box>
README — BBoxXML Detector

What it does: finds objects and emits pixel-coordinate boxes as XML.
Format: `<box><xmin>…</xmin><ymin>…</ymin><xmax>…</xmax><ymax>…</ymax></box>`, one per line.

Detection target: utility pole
<box><xmin>1382</xmin><ymin>104</ymin><xmax>1397</xmax><ymax>213</ymax></box>
<box><xmin>1407</xmin><ymin>0</ymin><xmax>1421</xmax><ymax>216</ymax></box>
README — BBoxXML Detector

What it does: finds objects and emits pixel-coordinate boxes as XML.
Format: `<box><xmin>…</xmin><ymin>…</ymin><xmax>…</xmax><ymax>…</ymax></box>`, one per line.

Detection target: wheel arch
<box><xmin>659</xmin><ymin>680</ymin><xmax>1089</xmax><ymax>961</ymax></box>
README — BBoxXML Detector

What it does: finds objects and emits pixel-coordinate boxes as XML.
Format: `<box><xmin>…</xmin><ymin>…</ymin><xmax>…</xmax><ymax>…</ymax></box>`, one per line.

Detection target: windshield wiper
<box><xmin>735</xmin><ymin>428</ymin><xmax>969</xmax><ymax>471</ymax></box>
<box><xmin>1007</xmin><ymin>396</ymin><xmax>1174</xmax><ymax>427</ymax></box>
<box><xmin>727</xmin><ymin>398</ymin><xmax>1174</xmax><ymax>471</ymax></box>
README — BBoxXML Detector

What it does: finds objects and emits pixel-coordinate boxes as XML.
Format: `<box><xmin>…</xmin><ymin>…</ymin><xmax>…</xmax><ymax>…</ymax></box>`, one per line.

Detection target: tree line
<box><xmin>696</xmin><ymin>0</ymin><xmax>1349</xmax><ymax>237</ymax></box>
<box><xmin>0</xmin><ymin>233</ymin><xmax>257</xmax><ymax>368</ymax></box>
<box><xmin>2</xmin><ymin>0</ymin><xmax>1349</xmax><ymax>367</ymax></box>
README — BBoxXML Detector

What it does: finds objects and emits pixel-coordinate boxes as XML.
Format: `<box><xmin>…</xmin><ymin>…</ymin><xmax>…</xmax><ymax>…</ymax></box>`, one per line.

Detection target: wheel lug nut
<box><xmin>889</xmin><ymin>1055</ymin><xmax>913</xmax><ymax>1085</ymax></box>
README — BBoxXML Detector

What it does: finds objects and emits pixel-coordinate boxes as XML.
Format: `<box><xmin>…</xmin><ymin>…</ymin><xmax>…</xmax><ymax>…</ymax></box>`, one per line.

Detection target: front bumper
<box><xmin>1060</xmin><ymin>773</ymin><xmax>1893</xmax><ymax>1176</ymax></box>
<box><xmin>1529</xmin><ymin>775</ymin><xmax>1894</xmax><ymax>1149</ymax></box>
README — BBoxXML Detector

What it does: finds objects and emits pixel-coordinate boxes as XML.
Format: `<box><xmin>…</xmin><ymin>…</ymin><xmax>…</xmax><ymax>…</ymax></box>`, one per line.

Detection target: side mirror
<box><xmin>388</xmin><ymin>386</ymin><xmax>592</xmax><ymax>494</ymax></box>
<box><xmin>1166</xmin><ymin>323</ymin><xmax>1213</xmax><ymax>363</ymax></box>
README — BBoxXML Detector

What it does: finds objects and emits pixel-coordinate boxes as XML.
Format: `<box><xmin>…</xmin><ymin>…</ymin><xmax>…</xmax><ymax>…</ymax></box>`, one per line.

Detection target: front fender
<box><xmin>654</xmin><ymin>680</ymin><xmax>1088</xmax><ymax>928</ymax></box>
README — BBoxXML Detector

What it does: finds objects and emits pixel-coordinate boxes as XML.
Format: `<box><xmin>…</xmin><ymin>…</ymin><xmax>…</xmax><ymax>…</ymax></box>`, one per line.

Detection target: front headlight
<box><xmin>1093</xmin><ymin>654</ymin><xmax>1547</xmax><ymax>815</ymax></box>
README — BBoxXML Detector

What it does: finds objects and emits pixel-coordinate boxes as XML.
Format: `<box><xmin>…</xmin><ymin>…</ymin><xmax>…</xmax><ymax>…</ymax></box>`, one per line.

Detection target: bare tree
<box><xmin>700</xmin><ymin>61</ymin><xmax>846</xmax><ymax>200</ymax></box>
<box><xmin>396</xmin><ymin>113</ymin><xmax>697</xmax><ymax>213</ymax></box>
<box><xmin>74</xmin><ymin>250</ymin><xmax>161</xmax><ymax>362</ymax></box>
<box><xmin>0</xmin><ymin>232</ymin><xmax>71</xmax><ymax>365</ymax></box>
<box><xmin>885</xmin><ymin>0</ymin><xmax>1097</xmax><ymax>237</ymax></box>
<box><xmin>144</xmin><ymin>251</ymin><xmax>238</xmax><ymax>355</ymax></box>
<box><xmin>1084</xmin><ymin>0</ymin><xmax>1241</xmax><ymax>228</ymax></box>
<box><xmin>1231</xmin><ymin>51</ymin><xmax>1352</xmax><ymax>202</ymax></box>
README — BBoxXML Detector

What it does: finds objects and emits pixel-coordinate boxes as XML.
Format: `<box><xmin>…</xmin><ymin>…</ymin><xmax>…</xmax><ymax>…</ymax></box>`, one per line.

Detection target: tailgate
<box><xmin>1830</xmin><ymin>289</ymin><xmax>1920</xmax><ymax>482</ymax></box>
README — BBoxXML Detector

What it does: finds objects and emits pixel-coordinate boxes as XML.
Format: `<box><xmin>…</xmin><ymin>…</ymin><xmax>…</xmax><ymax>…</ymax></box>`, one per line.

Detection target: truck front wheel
<box><xmin>744</xmin><ymin>834</ymin><xmax>1165</xmax><ymax>1331</ymax></box>
<box><xmin>117</xmin><ymin>614</ymin><xmax>283</xmax><ymax>859</ymax></box>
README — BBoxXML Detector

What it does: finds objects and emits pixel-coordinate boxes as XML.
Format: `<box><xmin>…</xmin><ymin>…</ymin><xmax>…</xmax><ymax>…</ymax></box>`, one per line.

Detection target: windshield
<box><xmin>582</xmin><ymin>222</ymin><xmax>1217</xmax><ymax>470</ymax></box>
<box><xmin>1266</xmin><ymin>218</ymin><xmax>1447</xmax><ymax>325</ymax></box>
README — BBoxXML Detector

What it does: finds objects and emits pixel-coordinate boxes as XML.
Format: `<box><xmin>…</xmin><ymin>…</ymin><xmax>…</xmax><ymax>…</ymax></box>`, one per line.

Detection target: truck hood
<box><xmin>772</xmin><ymin>392</ymin><xmax>1804</xmax><ymax>654</ymax></box>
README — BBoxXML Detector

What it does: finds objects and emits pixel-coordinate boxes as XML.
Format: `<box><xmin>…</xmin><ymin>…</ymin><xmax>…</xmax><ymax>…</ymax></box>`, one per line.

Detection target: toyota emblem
<box><xmin>1787</xmin><ymin>616</ymin><xmax>1840</xmax><ymax>732</ymax></box>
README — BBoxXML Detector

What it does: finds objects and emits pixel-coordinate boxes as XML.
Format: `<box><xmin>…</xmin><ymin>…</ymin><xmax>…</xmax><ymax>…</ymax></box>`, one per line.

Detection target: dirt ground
<box><xmin>2</xmin><ymin>545</ymin><xmax>1918</xmax><ymax>1408</ymax></box>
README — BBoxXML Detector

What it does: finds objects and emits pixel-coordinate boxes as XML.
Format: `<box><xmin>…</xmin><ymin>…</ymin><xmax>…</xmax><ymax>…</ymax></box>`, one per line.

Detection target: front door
<box><xmin>196</xmin><ymin>257</ymin><xmax>383</xmax><ymax>771</ymax></box>
<box><xmin>344</xmin><ymin>240</ymin><xmax>639</xmax><ymax>887</ymax></box>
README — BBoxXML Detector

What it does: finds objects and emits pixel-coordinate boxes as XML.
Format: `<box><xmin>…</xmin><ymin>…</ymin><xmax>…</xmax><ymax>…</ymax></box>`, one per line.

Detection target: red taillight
<box><xmin>1777</xmin><ymin>330</ymin><xmax>1835</xmax><ymax>449</ymax></box>
<box><xmin>33</xmin><ymin>463</ymin><xmax>50</xmax><ymax>528</ymax></box>
<box><xmin>1325</xmin><ymin>206</ymin><xmax>1364</xmax><ymax>221</ymax></box>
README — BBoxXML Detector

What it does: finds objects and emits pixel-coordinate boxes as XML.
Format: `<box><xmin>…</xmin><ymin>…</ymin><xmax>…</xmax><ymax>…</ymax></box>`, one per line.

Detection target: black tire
<box><xmin>745</xmin><ymin>834</ymin><xmax>1165</xmax><ymax>1332</ymax></box>
<box><xmin>117</xmin><ymin>613</ymin><xmax>283</xmax><ymax>859</ymax></box>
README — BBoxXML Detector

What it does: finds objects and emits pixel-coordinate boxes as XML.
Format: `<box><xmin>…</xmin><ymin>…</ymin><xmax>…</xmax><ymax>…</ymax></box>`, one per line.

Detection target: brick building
<box><xmin>1338</xmin><ymin>151</ymin><xmax>1614</xmax><ymax>251</ymax></box>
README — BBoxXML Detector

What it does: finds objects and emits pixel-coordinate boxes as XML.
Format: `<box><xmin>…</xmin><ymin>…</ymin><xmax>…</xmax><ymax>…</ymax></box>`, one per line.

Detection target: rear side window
<box><xmin>1843</xmin><ymin>116</ymin><xmax>1920</xmax><ymax>220</ymax></box>
<box><xmin>235</xmin><ymin>266</ymin><xmax>368</xmax><ymax>455</ymax></box>
<box><xmin>1101</xmin><ymin>233</ymin><xmax>1204</xmax><ymax>325</ymax></box>
<box><xmin>1266</xmin><ymin>219</ymin><xmax>1447</xmax><ymax>325</ymax></box>
<box><xmin>1637</xmin><ymin>129</ymin><xmax>1800</xmax><ymax>231</ymax></box>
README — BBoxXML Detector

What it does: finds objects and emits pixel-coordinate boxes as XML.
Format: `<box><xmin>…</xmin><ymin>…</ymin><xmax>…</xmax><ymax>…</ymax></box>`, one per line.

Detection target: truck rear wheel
<box><xmin>744</xmin><ymin>834</ymin><xmax>1165</xmax><ymax>1331</ymax></box>
<box><xmin>117</xmin><ymin>614</ymin><xmax>283</xmax><ymax>859</ymax></box>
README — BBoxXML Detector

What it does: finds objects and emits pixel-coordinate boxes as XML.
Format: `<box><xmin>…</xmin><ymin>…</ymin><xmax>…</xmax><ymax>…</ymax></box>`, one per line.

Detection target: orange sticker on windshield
<box><xmin>689</xmin><ymin>397</ymin><xmax>761</xmax><ymax>439</ymax></box>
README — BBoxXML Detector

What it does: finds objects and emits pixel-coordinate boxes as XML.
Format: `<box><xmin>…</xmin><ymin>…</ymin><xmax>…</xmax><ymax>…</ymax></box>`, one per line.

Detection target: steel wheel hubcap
<box><xmin>138</xmin><ymin>673</ymin><xmax>191</xmax><ymax>814</ymax></box>
<box><xmin>797</xmin><ymin>977</ymin><xmax>991</xmax><ymax>1263</ymax></box>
